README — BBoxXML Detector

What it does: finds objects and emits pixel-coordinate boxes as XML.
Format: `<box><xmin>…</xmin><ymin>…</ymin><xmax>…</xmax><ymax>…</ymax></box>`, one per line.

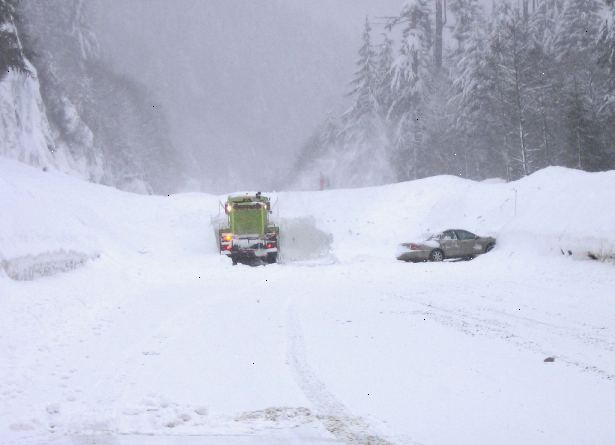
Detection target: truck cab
<box><xmin>218</xmin><ymin>193</ymin><xmax>279</xmax><ymax>264</ymax></box>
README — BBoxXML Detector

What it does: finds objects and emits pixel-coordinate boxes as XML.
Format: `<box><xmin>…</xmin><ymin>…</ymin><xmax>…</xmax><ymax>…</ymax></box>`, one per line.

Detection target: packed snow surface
<box><xmin>1</xmin><ymin>158</ymin><xmax>615</xmax><ymax>445</ymax></box>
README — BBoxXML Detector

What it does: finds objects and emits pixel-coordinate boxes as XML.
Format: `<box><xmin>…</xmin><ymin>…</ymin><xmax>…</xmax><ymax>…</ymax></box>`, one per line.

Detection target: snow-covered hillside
<box><xmin>1</xmin><ymin>159</ymin><xmax>614</xmax><ymax>445</ymax></box>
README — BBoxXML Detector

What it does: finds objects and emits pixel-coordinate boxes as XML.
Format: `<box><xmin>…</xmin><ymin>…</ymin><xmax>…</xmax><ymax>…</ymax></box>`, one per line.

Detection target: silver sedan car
<box><xmin>397</xmin><ymin>229</ymin><xmax>496</xmax><ymax>262</ymax></box>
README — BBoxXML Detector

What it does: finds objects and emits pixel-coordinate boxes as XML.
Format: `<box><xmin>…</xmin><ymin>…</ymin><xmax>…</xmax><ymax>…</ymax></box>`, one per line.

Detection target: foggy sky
<box><xmin>92</xmin><ymin>0</ymin><xmax>404</xmax><ymax>192</ymax></box>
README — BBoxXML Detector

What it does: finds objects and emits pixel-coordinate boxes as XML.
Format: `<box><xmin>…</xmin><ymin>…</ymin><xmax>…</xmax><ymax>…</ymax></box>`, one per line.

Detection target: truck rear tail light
<box><xmin>222</xmin><ymin>234</ymin><xmax>232</xmax><ymax>242</ymax></box>
<box><xmin>266</xmin><ymin>243</ymin><xmax>274</xmax><ymax>249</ymax></box>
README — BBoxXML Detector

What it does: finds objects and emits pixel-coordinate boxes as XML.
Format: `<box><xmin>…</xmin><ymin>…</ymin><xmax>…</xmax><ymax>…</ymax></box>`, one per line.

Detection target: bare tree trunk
<box><xmin>573</xmin><ymin>75</ymin><xmax>584</xmax><ymax>170</ymax></box>
<box><xmin>512</xmin><ymin>26</ymin><xmax>530</xmax><ymax>176</ymax></box>
<box><xmin>413</xmin><ymin>111</ymin><xmax>421</xmax><ymax>179</ymax></box>
<box><xmin>539</xmin><ymin>95</ymin><xmax>551</xmax><ymax>166</ymax></box>
<box><xmin>435</xmin><ymin>0</ymin><xmax>443</xmax><ymax>70</ymax></box>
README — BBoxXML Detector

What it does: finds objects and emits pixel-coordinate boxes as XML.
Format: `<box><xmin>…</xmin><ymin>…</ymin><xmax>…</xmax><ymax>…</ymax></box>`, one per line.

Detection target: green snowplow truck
<box><xmin>218</xmin><ymin>193</ymin><xmax>279</xmax><ymax>265</ymax></box>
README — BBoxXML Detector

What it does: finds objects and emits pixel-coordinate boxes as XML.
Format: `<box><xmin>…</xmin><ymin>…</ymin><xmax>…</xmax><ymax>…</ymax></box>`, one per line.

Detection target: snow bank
<box><xmin>1</xmin><ymin>157</ymin><xmax>614</xmax><ymax>272</ymax></box>
<box><xmin>0</xmin><ymin>158</ymin><xmax>218</xmax><ymax>272</ymax></box>
<box><xmin>274</xmin><ymin>167</ymin><xmax>615</xmax><ymax>262</ymax></box>
<box><xmin>1</xmin><ymin>250</ymin><xmax>95</xmax><ymax>281</ymax></box>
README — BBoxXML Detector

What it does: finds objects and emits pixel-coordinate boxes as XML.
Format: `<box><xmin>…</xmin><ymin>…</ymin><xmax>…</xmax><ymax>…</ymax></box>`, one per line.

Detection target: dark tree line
<box><xmin>296</xmin><ymin>0</ymin><xmax>615</xmax><ymax>188</ymax></box>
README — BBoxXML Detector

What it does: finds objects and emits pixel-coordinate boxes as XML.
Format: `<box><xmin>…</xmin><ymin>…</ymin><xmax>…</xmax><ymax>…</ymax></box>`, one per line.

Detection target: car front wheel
<box><xmin>430</xmin><ymin>249</ymin><xmax>444</xmax><ymax>262</ymax></box>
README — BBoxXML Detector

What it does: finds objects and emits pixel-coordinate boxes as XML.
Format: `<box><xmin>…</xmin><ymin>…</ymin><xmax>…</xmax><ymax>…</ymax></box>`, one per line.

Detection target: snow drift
<box><xmin>1</xmin><ymin>250</ymin><xmax>96</xmax><ymax>281</ymax></box>
<box><xmin>275</xmin><ymin>167</ymin><xmax>615</xmax><ymax>263</ymax></box>
<box><xmin>1</xmin><ymin>158</ymin><xmax>614</xmax><ymax>271</ymax></box>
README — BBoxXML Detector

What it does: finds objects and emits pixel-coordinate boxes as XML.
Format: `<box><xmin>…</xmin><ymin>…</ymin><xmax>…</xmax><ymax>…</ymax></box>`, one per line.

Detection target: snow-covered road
<box><xmin>3</xmin><ymin>252</ymin><xmax>615</xmax><ymax>445</ymax></box>
<box><xmin>1</xmin><ymin>160</ymin><xmax>615</xmax><ymax>444</ymax></box>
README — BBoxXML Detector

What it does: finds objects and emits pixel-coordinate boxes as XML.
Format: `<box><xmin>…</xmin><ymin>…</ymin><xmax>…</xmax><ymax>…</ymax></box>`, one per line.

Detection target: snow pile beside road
<box><xmin>2</xmin><ymin>158</ymin><xmax>614</xmax><ymax>272</ymax></box>
<box><xmin>0</xmin><ymin>158</ymin><xmax>218</xmax><ymax>264</ymax></box>
<box><xmin>276</xmin><ymin>167</ymin><xmax>615</xmax><ymax>262</ymax></box>
<box><xmin>1</xmin><ymin>250</ymin><xmax>95</xmax><ymax>281</ymax></box>
<box><xmin>1</xmin><ymin>158</ymin><xmax>614</xmax><ymax>271</ymax></box>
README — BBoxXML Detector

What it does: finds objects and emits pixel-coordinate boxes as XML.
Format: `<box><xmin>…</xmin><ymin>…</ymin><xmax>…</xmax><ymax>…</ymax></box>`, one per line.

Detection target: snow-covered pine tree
<box><xmin>344</xmin><ymin>18</ymin><xmax>380</xmax><ymax>140</ymax></box>
<box><xmin>597</xmin><ymin>2</ymin><xmax>615</xmax><ymax>169</ymax></box>
<box><xmin>553</xmin><ymin>0</ymin><xmax>604</xmax><ymax>170</ymax></box>
<box><xmin>451</xmin><ymin>17</ymin><xmax>502</xmax><ymax>177</ymax></box>
<box><xmin>524</xmin><ymin>1</ymin><xmax>563</xmax><ymax>168</ymax></box>
<box><xmin>0</xmin><ymin>0</ymin><xmax>29</xmax><ymax>80</ymax></box>
<box><xmin>485</xmin><ymin>2</ymin><xmax>535</xmax><ymax>178</ymax></box>
<box><xmin>388</xmin><ymin>0</ymin><xmax>433</xmax><ymax>119</ymax></box>
<box><xmin>387</xmin><ymin>0</ymin><xmax>433</xmax><ymax>180</ymax></box>
<box><xmin>526</xmin><ymin>0</ymin><xmax>563</xmax><ymax>52</ymax></box>
<box><xmin>375</xmin><ymin>32</ymin><xmax>395</xmax><ymax>118</ymax></box>
<box><xmin>598</xmin><ymin>2</ymin><xmax>615</xmax><ymax>108</ymax></box>
<box><xmin>339</xmin><ymin>17</ymin><xmax>394</xmax><ymax>186</ymax></box>
<box><xmin>554</xmin><ymin>0</ymin><xmax>601</xmax><ymax>64</ymax></box>
<box><xmin>292</xmin><ymin>18</ymin><xmax>395</xmax><ymax>189</ymax></box>
<box><xmin>449</xmin><ymin>0</ymin><xmax>484</xmax><ymax>54</ymax></box>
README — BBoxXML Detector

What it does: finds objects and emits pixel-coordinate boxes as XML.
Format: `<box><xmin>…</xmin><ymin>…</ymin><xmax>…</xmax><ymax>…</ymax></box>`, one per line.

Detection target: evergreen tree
<box><xmin>452</xmin><ymin>25</ymin><xmax>500</xmax><ymax>177</ymax></box>
<box><xmin>553</xmin><ymin>0</ymin><xmax>604</xmax><ymax>170</ymax></box>
<box><xmin>388</xmin><ymin>0</ymin><xmax>433</xmax><ymax>118</ymax></box>
<box><xmin>0</xmin><ymin>0</ymin><xmax>30</xmax><ymax>80</ymax></box>
<box><xmin>449</xmin><ymin>0</ymin><xmax>484</xmax><ymax>53</ymax></box>
<box><xmin>597</xmin><ymin>3</ymin><xmax>615</xmax><ymax>169</ymax></box>
<box><xmin>525</xmin><ymin>1</ymin><xmax>562</xmax><ymax>168</ymax></box>
<box><xmin>375</xmin><ymin>32</ymin><xmax>395</xmax><ymax>117</ymax></box>
<box><xmin>387</xmin><ymin>0</ymin><xmax>433</xmax><ymax>180</ymax></box>
<box><xmin>598</xmin><ymin>3</ymin><xmax>615</xmax><ymax>107</ymax></box>
<box><xmin>486</xmin><ymin>2</ymin><xmax>535</xmax><ymax>178</ymax></box>
<box><xmin>449</xmin><ymin>1</ymin><xmax>495</xmax><ymax>177</ymax></box>
<box><xmin>340</xmin><ymin>17</ymin><xmax>394</xmax><ymax>186</ymax></box>
<box><xmin>344</xmin><ymin>17</ymin><xmax>380</xmax><ymax>140</ymax></box>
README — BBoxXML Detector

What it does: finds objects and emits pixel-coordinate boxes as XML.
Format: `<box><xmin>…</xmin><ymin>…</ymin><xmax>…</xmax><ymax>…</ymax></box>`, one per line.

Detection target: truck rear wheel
<box><xmin>266</xmin><ymin>253</ymin><xmax>278</xmax><ymax>264</ymax></box>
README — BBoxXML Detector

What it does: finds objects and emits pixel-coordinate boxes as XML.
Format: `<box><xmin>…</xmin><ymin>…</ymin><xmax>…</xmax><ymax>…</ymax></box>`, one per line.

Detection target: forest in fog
<box><xmin>295</xmin><ymin>0</ymin><xmax>615</xmax><ymax>188</ymax></box>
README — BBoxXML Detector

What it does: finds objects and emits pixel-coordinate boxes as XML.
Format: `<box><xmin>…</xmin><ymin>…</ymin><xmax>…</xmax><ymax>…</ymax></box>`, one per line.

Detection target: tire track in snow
<box><xmin>286</xmin><ymin>304</ymin><xmax>419</xmax><ymax>445</ymax></box>
<box><xmin>392</xmin><ymin>292</ymin><xmax>615</xmax><ymax>381</ymax></box>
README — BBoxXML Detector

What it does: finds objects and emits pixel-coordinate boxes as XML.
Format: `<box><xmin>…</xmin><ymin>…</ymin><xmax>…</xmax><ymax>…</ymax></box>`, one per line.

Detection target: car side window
<box><xmin>442</xmin><ymin>230</ymin><xmax>457</xmax><ymax>240</ymax></box>
<box><xmin>456</xmin><ymin>230</ymin><xmax>476</xmax><ymax>240</ymax></box>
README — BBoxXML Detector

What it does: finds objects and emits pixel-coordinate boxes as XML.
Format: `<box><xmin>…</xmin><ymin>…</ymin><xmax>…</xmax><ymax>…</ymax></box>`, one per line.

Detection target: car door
<box><xmin>440</xmin><ymin>230</ymin><xmax>461</xmax><ymax>258</ymax></box>
<box><xmin>456</xmin><ymin>230</ymin><xmax>480</xmax><ymax>256</ymax></box>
